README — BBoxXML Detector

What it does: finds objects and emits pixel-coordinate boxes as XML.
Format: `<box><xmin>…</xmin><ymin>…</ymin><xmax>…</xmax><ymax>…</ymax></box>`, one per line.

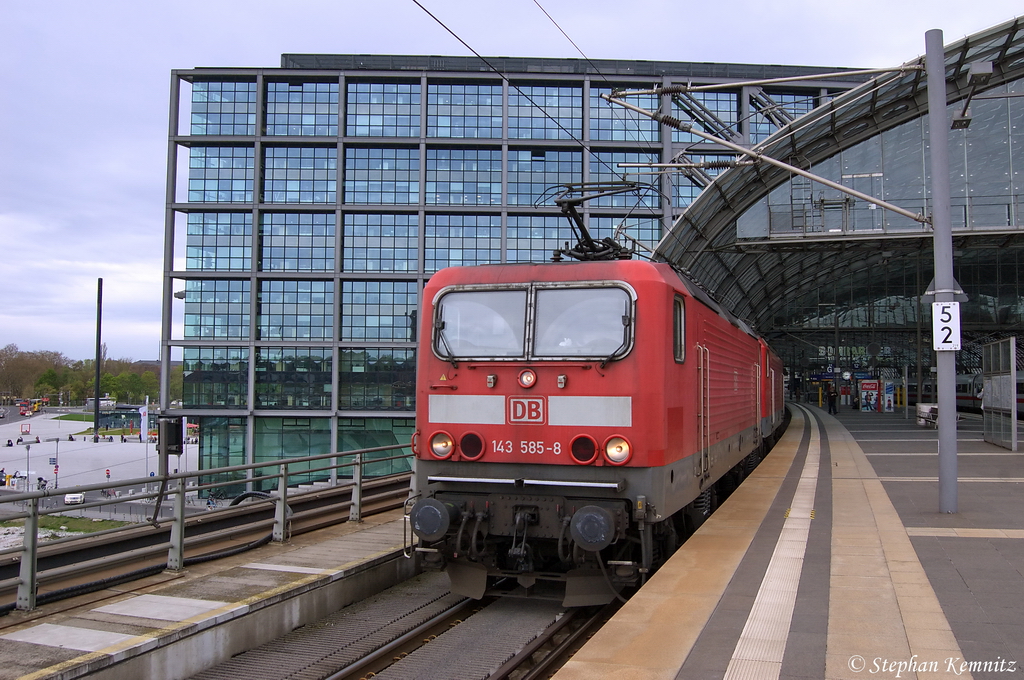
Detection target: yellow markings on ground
<box><xmin>907</xmin><ymin>527</ymin><xmax>1024</xmax><ymax>539</ymax></box>
<box><xmin>552</xmin><ymin>410</ymin><xmax>806</xmax><ymax>680</ymax></box>
<box><xmin>724</xmin><ymin>407</ymin><xmax>820</xmax><ymax>680</ymax></box>
<box><xmin>826</xmin><ymin>418</ymin><xmax>972</xmax><ymax>680</ymax></box>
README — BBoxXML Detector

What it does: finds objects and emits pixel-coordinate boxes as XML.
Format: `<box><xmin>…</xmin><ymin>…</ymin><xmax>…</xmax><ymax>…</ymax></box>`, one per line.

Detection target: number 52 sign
<box><xmin>932</xmin><ymin>301</ymin><xmax>961</xmax><ymax>351</ymax></box>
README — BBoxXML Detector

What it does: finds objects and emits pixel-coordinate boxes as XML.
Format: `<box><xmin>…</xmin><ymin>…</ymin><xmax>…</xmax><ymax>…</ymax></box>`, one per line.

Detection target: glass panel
<box><xmin>258</xmin><ymin>280</ymin><xmax>334</xmax><ymax>339</ymax></box>
<box><xmin>672</xmin><ymin>90</ymin><xmax>739</xmax><ymax>144</ymax></box>
<box><xmin>750</xmin><ymin>91</ymin><xmax>816</xmax><ymax>144</ymax></box>
<box><xmin>254</xmin><ymin>347</ymin><xmax>332</xmax><ymax>409</ymax></box>
<box><xmin>197</xmin><ymin>416</ymin><xmax>247</xmax><ymax>498</ymax></box>
<box><xmin>183</xmin><ymin>280</ymin><xmax>251</xmax><ymax>339</ymax></box>
<box><xmin>590</xmin><ymin>86</ymin><xmax>659</xmax><ymax>142</ymax></box>
<box><xmin>337</xmin><ymin>418</ymin><xmax>414</xmax><ymax>478</ymax></box>
<box><xmin>507</xmin><ymin>214</ymin><xmax>572</xmax><ymax>263</ymax></box>
<box><xmin>339</xmin><ymin>349</ymin><xmax>416</xmax><ymax>410</ymax></box>
<box><xmin>424</xmin><ymin>214</ymin><xmax>501</xmax><ymax>272</ymax></box>
<box><xmin>427</xmin><ymin>83</ymin><xmax>503</xmax><ymax>138</ymax></box>
<box><xmin>263</xmin><ymin>147</ymin><xmax>337</xmax><ymax>204</ymax></box>
<box><xmin>260</xmin><ymin>213</ymin><xmax>335</xmax><ymax>271</ymax></box>
<box><xmin>426</xmin><ymin>148</ymin><xmax>502</xmax><ymax>205</ymax></box>
<box><xmin>508</xmin><ymin>84</ymin><xmax>582</xmax><ymax>140</ymax></box>
<box><xmin>186</xmin><ymin>213</ymin><xmax>252</xmax><ymax>271</ymax></box>
<box><xmin>188</xmin><ymin>147</ymin><xmax>254</xmax><ymax>203</ymax></box>
<box><xmin>589</xmin><ymin>216</ymin><xmax>662</xmax><ymax>252</ymax></box>
<box><xmin>674</xmin><ymin>297</ymin><xmax>685</xmax><ymax>362</ymax></box>
<box><xmin>672</xmin><ymin>153</ymin><xmax>733</xmax><ymax>209</ymax></box>
<box><xmin>344</xmin><ymin>147</ymin><xmax>419</xmax><ymax>204</ymax></box>
<box><xmin>191</xmin><ymin>81</ymin><xmax>257</xmax><ymax>136</ymax></box>
<box><xmin>588</xmin><ymin>151</ymin><xmax>660</xmax><ymax>208</ymax></box>
<box><xmin>183</xmin><ymin>347</ymin><xmax>249</xmax><ymax>408</ymax></box>
<box><xmin>507</xmin><ymin>149</ymin><xmax>582</xmax><ymax>206</ymax></box>
<box><xmin>346</xmin><ymin>82</ymin><xmax>421</xmax><ymax>137</ymax></box>
<box><xmin>342</xmin><ymin>213</ymin><xmax>418</xmax><ymax>272</ymax></box>
<box><xmin>533</xmin><ymin>288</ymin><xmax>631</xmax><ymax>357</ymax></box>
<box><xmin>266</xmin><ymin>81</ymin><xmax>338</xmax><ymax>136</ymax></box>
<box><xmin>341</xmin><ymin>281</ymin><xmax>419</xmax><ymax>341</ymax></box>
<box><xmin>253</xmin><ymin>417</ymin><xmax>332</xmax><ymax>491</ymax></box>
<box><xmin>435</xmin><ymin>290</ymin><xmax>527</xmax><ymax>358</ymax></box>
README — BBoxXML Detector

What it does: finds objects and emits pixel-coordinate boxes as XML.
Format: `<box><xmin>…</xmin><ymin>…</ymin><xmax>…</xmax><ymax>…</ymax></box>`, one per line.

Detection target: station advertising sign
<box><xmin>860</xmin><ymin>379</ymin><xmax>880</xmax><ymax>412</ymax></box>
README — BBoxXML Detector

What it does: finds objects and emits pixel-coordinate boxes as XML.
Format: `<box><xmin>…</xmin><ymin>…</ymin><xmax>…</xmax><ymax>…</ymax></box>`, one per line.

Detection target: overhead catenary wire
<box><xmin>527</xmin><ymin>0</ymin><xmax>671</xmax><ymax>246</ymax></box>
<box><xmin>412</xmin><ymin>0</ymin><xmax>664</xmax><ymax>243</ymax></box>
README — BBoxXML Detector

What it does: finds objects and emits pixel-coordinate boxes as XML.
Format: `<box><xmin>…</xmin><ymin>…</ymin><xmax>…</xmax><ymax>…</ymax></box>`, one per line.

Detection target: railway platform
<box><xmin>0</xmin><ymin>508</ymin><xmax>414</xmax><ymax>679</ymax></box>
<box><xmin>556</xmin><ymin>404</ymin><xmax>1024</xmax><ymax>680</ymax></box>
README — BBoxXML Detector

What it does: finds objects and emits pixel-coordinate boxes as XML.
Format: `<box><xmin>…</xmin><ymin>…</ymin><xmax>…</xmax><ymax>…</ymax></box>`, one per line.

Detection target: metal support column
<box><xmin>349</xmin><ymin>452</ymin><xmax>363</xmax><ymax>523</ymax></box>
<box><xmin>274</xmin><ymin>464</ymin><xmax>289</xmax><ymax>542</ymax></box>
<box><xmin>17</xmin><ymin>497</ymin><xmax>39</xmax><ymax>610</ymax></box>
<box><xmin>167</xmin><ymin>477</ymin><xmax>186</xmax><ymax>570</ymax></box>
<box><xmin>926</xmin><ymin>29</ymin><xmax>959</xmax><ymax>513</ymax></box>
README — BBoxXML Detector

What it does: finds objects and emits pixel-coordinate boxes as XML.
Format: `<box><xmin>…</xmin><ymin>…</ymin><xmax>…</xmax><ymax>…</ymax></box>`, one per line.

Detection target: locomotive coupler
<box><xmin>508</xmin><ymin>506</ymin><xmax>539</xmax><ymax>572</ymax></box>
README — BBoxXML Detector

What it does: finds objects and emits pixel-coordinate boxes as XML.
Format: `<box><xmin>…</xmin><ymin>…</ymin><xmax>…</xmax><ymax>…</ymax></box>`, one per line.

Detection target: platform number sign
<box><xmin>932</xmin><ymin>301</ymin><xmax>961</xmax><ymax>351</ymax></box>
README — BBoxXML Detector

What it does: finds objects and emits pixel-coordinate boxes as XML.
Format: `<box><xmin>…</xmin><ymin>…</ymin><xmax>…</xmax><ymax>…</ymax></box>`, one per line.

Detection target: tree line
<box><xmin>0</xmin><ymin>343</ymin><xmax>182</xmax><ymax>406</ymax></box>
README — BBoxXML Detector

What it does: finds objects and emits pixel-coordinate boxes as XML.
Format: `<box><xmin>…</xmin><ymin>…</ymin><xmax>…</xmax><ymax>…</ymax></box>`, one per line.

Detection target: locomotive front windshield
<box><xmin>436</xmin><ymin>290</ymin><xmax>528</xmax><ymax>357</ymax></box>
<box><xmin>434</xmin><ymin>285</ymin><xmax>633</xmax><ymax>360</ymax></box>
<box><xmin>533</xmin><ymin>288</ymin><xmax>630</xmax><ymax>357</ymax></box>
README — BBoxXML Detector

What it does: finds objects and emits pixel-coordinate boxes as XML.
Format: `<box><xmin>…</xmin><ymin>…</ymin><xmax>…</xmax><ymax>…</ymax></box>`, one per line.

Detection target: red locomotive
<box><xmin>407</xmin><ymin>257</ymin><xmax>786</xmax><ymax>605</ymax></box>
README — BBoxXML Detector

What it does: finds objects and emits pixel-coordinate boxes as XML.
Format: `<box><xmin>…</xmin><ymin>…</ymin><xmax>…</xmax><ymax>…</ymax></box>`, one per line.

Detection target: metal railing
<box><xmin>0</xmin><ymin>443</ymin><xmax>412</xmax><ymax>611</ymax></box>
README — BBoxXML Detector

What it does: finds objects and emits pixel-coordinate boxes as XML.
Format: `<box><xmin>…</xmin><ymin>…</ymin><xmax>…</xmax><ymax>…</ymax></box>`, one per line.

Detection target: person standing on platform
<box><xmin>827</xmin><ymin>388</ymin><xmax>839</xmax><ymax>415</ymax></box>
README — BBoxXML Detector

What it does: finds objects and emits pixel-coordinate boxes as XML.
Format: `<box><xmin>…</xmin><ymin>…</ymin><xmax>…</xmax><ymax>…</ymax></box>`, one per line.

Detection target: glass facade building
<box><xmin>163</xmin><ymin>55</ymin><xmax>867</xmax><ymax>485</ymax></box>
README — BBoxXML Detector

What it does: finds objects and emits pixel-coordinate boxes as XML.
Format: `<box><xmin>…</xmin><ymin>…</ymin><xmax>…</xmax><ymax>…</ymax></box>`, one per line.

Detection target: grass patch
<box><xmin>55</xmin><ymin>413</ymin><xmax>94</xmax><ymax>422</ymax></box>
<box><xmin>52</xmin><ymin>413</ymin><xmax>143</xmax><ymax>436</ymax></box>
<box><xmin>1</xmin><ymin>515</ymin><xmax>131</xmax><ymax>533</ymax></box>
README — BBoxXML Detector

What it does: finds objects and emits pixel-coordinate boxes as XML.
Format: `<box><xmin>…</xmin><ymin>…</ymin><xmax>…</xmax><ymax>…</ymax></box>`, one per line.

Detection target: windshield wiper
<box><xmin>599</xmin><ymin>313</ymin><xmax>631</xmax><ymax>369</ymax></box>
<box><xmin>434</xmin><ymin>319</ymin><xmax>459</xmax><ymax>368</ymax></box>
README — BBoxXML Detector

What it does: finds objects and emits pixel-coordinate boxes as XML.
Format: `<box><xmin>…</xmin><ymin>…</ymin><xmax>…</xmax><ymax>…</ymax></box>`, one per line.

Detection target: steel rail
<box><xmin>323</xmin><ymin>597</ymin><xmax>476</xmax><ymax>680</ymax></box>
<box><xmin>0</xmin><ymin>472</ymin><xmax>411</xmax><ymax>610</ymax></box>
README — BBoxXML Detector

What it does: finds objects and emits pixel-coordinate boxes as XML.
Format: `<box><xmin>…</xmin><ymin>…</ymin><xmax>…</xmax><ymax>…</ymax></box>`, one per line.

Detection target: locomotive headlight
<box><xmin>430</xmin><ymin>431</ymin><xmax>455</xmax><ymax>458</ymax></box>
<box><xmin>518</xmin><ymin>369</ymin><xmax>537</xmax><ymax>388</ymax></box>
<box><xmin>603</xmin><ymin>436</ymin><xmax>632</xmax><ymax>464</ymax></box>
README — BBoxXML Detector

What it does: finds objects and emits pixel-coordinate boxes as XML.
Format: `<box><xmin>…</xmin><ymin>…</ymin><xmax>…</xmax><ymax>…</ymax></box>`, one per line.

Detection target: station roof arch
<box><xmin>655</xmin><ymin>18</ymin><xmax>1024</xmax><ymax>339</ymax></box>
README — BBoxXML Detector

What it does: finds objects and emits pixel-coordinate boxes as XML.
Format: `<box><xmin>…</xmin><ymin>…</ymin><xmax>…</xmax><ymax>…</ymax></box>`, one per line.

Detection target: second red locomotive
<box><xmin>407</xmin><ymin>258</ymin><xmax>785</xmax><ymax>606</ymax></box>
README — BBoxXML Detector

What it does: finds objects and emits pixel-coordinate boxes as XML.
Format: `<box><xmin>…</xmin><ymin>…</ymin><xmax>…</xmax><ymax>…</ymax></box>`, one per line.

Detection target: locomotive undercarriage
<box><xmin>407</xmin><ymin>424</ymin><xmax>783</xmax><ymax>606</ymax></box>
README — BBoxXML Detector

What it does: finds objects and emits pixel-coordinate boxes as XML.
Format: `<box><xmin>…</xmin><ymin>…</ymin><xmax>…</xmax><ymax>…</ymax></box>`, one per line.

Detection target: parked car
<box><xmin>63</xmin><ymin>493</ymin><xmax>85</xmax><ymax>505</ymax></box>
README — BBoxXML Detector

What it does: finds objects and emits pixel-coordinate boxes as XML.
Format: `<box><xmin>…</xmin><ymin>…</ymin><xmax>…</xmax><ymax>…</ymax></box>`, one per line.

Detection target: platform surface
<box><xmin>555</xmin><ymin>404</ymin><xmax>1023</xmax><ymax>680</ymax></box>
<box><xmin>0</xmin><ymin>509</ymin><xmax>409</xmax><ymax>679</ymax></box>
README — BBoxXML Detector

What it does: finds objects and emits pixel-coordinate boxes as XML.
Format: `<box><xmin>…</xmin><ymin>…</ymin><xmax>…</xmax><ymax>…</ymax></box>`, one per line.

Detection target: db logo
<box><xmin>508</xmin><ymin>397</ymin><xmax>545</xmax><ymax>423</ymax></box>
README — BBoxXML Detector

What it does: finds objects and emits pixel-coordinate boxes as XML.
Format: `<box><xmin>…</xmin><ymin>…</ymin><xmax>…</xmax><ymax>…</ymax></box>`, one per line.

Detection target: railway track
<box><xmin>0</xmin><ymin>473</ymin><xmax>411</xmax><ymax>616</ymax></box>
<box><xmin>189</xmin><ymin>570</ymin><xmax>621</xmax><ymax>680</ymax></box>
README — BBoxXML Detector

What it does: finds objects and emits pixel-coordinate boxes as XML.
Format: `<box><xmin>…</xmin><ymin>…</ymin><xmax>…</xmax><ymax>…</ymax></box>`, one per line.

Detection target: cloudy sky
<box><xmin>2</xmin><ymin>1</ymin><xmax>1020</xmax><ymax>361</ymax></box>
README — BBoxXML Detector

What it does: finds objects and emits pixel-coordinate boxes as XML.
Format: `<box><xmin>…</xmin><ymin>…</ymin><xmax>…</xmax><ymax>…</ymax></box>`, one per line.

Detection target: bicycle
<box><xmin>205</xmin><ymin>489</ymin><xmax>226</xmax><ymax>510</ymax></box>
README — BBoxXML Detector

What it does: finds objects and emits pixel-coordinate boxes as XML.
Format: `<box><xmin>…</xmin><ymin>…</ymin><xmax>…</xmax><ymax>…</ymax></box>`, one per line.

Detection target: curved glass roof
<box><xmin>655</xmin><ymin>17</ymin><xmax>1024</xmax><ymax>335</ymax></box>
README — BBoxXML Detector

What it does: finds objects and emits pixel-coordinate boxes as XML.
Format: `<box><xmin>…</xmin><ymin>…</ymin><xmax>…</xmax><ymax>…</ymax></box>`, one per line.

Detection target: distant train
<box><xmin>907</xmin><ymin>373</ymin><xmax>1022</xmax><ymax>414</ymax></box>
<box><xmin>406</xmin><ymin>258</ymin><xmax>786</xmax><ymax>606</ymax></box>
